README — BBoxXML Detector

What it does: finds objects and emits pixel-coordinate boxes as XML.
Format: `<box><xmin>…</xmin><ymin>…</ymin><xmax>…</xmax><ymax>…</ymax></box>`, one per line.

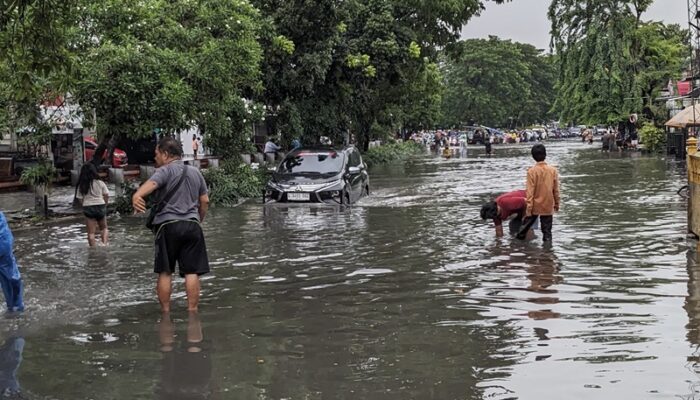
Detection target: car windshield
<box><xmin>278</xmin><ymin>151</ymin><xmax>344</xmax><ymax>175</ymax></box>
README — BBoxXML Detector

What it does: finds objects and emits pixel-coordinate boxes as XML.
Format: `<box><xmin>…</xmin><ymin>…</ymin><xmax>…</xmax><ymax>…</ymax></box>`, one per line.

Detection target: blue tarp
<box><xmin>0</xmin><ymin>213</ymin><xmax>23</xmax><ymax>312</ymax></box>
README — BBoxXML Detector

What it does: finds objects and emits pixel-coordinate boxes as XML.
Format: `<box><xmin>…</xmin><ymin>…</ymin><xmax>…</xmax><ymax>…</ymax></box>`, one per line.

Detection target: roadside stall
<box><xmin>665</xmin><ymin>103</ymin><xmax>700</xmax><ymax>158</ymax></box>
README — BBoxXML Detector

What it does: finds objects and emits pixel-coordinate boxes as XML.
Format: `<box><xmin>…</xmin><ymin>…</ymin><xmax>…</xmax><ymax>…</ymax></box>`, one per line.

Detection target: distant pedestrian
<box><xmin>517</xmin><ymin>144</ymin><xmax>560</xmax><ymax>243</ymax></box>
<box><xmin>602</xmin><ymin>130</ymin><xmax>612</xmax><ymax>152</ymax></box>
<box><xmin>291</xmin><ymin>137</ymin><xmax>302</xmax><ymax>151</ymax></box>
<box><xmin>76</xmin><ymin>163</ymin><xmax>109</xmax><ymax>247</ymax></box>
<box><xmin>132</xmin><ymin>137</ymin><xmax>210</xmax><ymax>313</ymax></box>
<box><xmin>484</xmin><ymin>137</ymin><xmax>492</xmax><ymax>156</ymax></box>
<box><xmin>0</xmin><ymin>212</ymin><xmax>24</xmax><ymax>312</ymax></box>
<box><xmin>264</xmin><ymin>137</ymin><xmax>281</xmax><ymax>154</ymax></box>
<box><xmin>629</xmin><ymin>127</ymin><xmax>639</xmax><ymax>150</ymax></box>
<box><xmin>192</xmin><ymin>134</ymin><xmax>199</xmax><ymax>159</ymax></box>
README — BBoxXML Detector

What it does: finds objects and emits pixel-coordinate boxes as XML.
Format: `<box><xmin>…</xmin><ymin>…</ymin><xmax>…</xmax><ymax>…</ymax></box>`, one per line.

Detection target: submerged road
<box><xmin>1</xmin><ymin>140</ymin><xmax>697</xmax><ymax>399</ymax></box>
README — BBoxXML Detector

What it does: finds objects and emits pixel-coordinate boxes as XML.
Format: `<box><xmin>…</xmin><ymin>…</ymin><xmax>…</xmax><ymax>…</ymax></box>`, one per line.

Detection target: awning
<box><xmin>665</xmin><ymin>104</ymin><xmax>700</xmax><ymax>128</ymax></box>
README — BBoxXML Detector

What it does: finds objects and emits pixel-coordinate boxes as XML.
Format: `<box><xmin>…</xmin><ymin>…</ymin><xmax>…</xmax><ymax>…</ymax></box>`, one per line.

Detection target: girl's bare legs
<box><xmin>86</xmin><ymin>218</ymin><xmax>97</xmax><ymax>247</ymax></box>
<box><xmin>97</xmin><ymin>217</ymin><xmax>108</xmax><ymax>245</ymax></box>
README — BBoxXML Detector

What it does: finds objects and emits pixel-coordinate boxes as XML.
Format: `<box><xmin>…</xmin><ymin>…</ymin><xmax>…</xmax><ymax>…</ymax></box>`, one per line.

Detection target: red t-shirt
<box><xmin>493</xmin><ymin>190</ymin><xmax>526</xmax><ymax>226</ymax></box>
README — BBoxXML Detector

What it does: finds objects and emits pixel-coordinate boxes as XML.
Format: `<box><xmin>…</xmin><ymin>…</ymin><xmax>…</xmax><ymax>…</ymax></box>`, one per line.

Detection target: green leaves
<box><xmin>72</xmin><ymin>0</ymin><xmax>263</xmax><ymax>145</ymax></box>
<box><xmin>441</xmin><ymin>37</ymin><xmax>555</xmax><ymax>127</ymax></box>
<box><xmin>549</xmin><ymin>0</ymin><xmax>687</xmax><ymax>125</ymax></box>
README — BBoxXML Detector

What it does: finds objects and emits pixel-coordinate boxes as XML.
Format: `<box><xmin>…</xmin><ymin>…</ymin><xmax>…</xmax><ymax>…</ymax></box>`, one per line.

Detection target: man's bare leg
<box><xmin>157</xmin><ymin>273</ymin><xmax>173</xmax><ymax>313</ymax></box>
<box><xmin>187</xmin><ymin>311</ymin><xmax>203</xmax><ymax>352</ymax></box>
<box><xmin>184</xmin><ymin>274</ymin><xmax>200</xmax><ymax>312</ymax></box>
<box><xmin>158</xmin><ymin>311</ymin><xmax>174</xmax><ymax>352</ymax></box>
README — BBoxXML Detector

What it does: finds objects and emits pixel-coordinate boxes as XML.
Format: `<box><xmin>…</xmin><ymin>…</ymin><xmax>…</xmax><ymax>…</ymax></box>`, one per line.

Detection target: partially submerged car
<box><xmin>264</xmin><ymin>146</ymin><xmax>370</xmax><ymax>204</ymax></box>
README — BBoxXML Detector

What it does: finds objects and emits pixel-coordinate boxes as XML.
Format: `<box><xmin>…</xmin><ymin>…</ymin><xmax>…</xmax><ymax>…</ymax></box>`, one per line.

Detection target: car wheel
<box><xmin>362</xmin><ymin>184</ymin><xmax>369</xmax><ymax>197</ymax></box>
<box><xmin>341</xmin><ymin>189</ymin><xmax>350</xmax><ymax>205</ymax></box>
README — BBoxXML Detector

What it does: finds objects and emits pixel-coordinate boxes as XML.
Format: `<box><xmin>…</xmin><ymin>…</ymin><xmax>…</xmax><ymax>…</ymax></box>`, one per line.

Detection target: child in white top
<box><xmin>76</xmin><ymin>163</ymin><xmax>109</xmax><ymax>246</ymax></box>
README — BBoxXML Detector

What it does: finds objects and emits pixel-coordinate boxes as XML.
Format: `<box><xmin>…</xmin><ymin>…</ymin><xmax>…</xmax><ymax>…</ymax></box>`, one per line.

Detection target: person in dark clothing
<box><xmin>484</xmin><ymin>135</ymin><xmax>492</xmax><ymax>156</ymax></box>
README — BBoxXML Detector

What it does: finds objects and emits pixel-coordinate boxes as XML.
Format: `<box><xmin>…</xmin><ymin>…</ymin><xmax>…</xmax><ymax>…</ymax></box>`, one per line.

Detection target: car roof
<box><xmin>293</xmin><ymin>145</ymin><xmax>358</xmax><ymax>152</ymax></box>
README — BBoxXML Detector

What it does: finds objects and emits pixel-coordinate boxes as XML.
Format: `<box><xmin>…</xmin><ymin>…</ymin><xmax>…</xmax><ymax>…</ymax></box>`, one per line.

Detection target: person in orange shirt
<box><xmin>516</xmin><ymin>144</ymin><xmax>560</xmax><ymax>242</ymax></box>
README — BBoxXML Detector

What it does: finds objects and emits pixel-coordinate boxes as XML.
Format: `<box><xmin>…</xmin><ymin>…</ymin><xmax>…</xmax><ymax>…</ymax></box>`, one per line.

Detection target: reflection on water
<box><xmin>157</xmin><ymin>312</ymin><xmax>211</xmax><ymax>399</ymax></box>
<box><xmin>0</xmin><ymin>336</ymin><xmax>23</xmax><ymax>398</ymax></box>
<box><xmin>3</xmin><ymin>141</ymin><xmax>700</xmax><ymax>398</ymax></box>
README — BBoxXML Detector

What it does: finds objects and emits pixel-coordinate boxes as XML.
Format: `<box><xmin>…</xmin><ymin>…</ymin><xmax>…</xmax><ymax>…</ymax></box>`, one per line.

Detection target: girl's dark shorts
<box><xmin>154</xmin><ymin>220</ymin><xmax>209</xmax><ymax>277</ymax></box>
<box><xmin>83</xmin><ymin>205</ymin><xmax>107</xmax><ymax>220</ymax></box>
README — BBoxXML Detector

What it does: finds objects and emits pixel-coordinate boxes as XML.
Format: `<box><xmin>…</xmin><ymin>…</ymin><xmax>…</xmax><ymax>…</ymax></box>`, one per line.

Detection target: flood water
<box><xmin>1</xmin><ymin>140</ymin><xmax>699</xmax><ymax>399</ymax></box>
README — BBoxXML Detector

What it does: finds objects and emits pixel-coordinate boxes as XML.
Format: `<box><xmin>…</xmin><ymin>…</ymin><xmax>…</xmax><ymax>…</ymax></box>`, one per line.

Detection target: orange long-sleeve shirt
<box><xmin>525</xmin><ymin>161</ymin><xmax>560</xmax><ymax>216</ymax></box>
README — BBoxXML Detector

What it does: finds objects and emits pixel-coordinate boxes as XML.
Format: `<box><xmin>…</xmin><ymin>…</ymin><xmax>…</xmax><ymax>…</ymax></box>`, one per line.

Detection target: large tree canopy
<box><xmin>0</xmin><ymin>0</ymin><xmax>515</xmax><ymax>158</ymax></box>
<box><xmin>252</xmin><ymin>0</ymin><xmax>510</xmax><ymax>149</ymax></box>
<box><xmin>73</xmin><ymin>0</ymin><xmax>263</xmax><ymax>151</ymax></box>
<box><xmin>549</xmin><ymin>0</ymin><xmax>687</xmax><ymax>125</ymax></box>
<box><xmin>440</xmin><ymin>37</ymin><xmax>555</xmax><ymax>128</ymax></box>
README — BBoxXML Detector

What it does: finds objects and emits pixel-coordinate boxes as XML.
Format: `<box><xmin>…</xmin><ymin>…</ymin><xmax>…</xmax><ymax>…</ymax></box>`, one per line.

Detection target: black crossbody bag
<box><xmin>145</xmin><ymin>165</ymin><xmax>188</xmax><ymax>232</ymax></box>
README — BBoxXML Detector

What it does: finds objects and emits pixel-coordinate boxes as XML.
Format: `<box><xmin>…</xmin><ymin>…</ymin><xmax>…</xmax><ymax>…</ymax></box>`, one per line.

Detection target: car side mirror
<box><xmin>348</xmin><ymin>166</ymin><xmax>361</xmax><ymax>175</ymax></box>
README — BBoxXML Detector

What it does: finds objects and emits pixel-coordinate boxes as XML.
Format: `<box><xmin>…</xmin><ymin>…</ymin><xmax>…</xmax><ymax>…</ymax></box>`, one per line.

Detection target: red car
<box><xmin>84</xmin><ymin>137</ymin><xmax>128</xmax><ymax>168</ymax></box>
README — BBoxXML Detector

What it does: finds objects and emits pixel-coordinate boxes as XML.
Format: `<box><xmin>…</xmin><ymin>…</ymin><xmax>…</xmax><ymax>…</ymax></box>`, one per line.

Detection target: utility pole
<box><xmin>688</xmin><ymin>0</ymin><xmax>700</xmax><ymax>136</ymax></box>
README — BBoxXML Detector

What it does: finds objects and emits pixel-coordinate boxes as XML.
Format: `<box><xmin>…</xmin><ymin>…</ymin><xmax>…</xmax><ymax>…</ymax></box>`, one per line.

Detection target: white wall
<box><xmin>178</xmin><ymin>127</ymin><xmax>208</xmax><ymax>159</ymax></box>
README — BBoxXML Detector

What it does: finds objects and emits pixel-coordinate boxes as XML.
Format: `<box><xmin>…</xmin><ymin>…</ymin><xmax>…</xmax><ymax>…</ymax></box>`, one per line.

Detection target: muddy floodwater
<box><xmin>2</xmin><ymin>140</ymin><xmax>700</xmax><ymax>399</ymax></box>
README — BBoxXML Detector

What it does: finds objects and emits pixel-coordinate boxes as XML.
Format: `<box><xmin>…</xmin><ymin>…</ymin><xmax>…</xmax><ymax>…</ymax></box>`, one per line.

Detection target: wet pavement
<box><xmin>1</xmin><ymin>140</ymin><xmax>698</xmax><ymax>399</ymax></box>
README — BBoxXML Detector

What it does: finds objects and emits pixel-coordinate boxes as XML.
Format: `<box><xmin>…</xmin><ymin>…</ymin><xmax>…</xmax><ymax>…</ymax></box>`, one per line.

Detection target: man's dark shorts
<box><xmin>154</xmin><ymin>220</ymin><xmax>209</xmax><ymax>277</ymax></box>
<box><xmin>83</xmin><ymin>205</ymin><xmax>106</xmax><ymax>220</ymax></box>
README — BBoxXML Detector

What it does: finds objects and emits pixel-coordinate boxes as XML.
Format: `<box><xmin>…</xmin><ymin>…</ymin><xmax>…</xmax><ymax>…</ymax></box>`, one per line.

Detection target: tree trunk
<box><xmin>92</xmin><ymin>134</ymin><xmax>119</xmax><ymax>166</ymax></box>
<box><xmin>34</xmin><ymin>183</ymin><xmax>48</xmax><ymax>217</ymax></box>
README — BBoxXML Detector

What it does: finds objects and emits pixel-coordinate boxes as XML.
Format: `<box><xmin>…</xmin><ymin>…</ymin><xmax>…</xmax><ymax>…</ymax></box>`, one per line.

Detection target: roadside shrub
<box><xmin>19</xmin><ymin>159</ymin><xmax>56</xmax><ymax>187</ymax></box>
<box><xmin>639</xmin><ymin>122</ymin><xmax>665</xmax><ymax>153</ymax></box>
<box><xmin>114</xmin><ymin>182</ymin><xmax>138</xmax><ymax>214</ymax></box>
<box><xmin>203</xmin><ymin>161</ymin><xmax>271</xmax><ymax>206</ymax></box>
<box><xmin>363</xmin><ymin>141</ymin><xmax>425</xmax><ymax>168</ymax></box>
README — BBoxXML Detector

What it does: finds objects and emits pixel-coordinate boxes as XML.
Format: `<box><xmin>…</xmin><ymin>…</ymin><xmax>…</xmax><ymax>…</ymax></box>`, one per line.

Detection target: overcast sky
<box><xmin>461</xmin><ymin>1</ymin><xmax>688</xmax><ymax>51</ymax></box>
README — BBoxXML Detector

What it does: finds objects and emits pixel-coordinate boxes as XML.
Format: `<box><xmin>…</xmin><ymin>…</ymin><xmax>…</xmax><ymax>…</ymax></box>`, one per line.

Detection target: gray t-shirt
<box><xmin>150</xmin><ymin>160</ymin><xmax>208</xmax><ymax>225</ymax></box>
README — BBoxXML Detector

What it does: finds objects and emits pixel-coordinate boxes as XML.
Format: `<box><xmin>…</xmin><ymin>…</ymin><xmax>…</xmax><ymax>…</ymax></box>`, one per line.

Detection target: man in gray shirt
<box><xmin>133</xmin><ymin>137</ymin><xmax>210</xmax><ymax>313</ymax></box>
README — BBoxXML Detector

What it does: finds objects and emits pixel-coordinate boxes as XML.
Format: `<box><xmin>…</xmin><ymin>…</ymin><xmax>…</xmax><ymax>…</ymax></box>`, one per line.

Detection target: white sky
<box><xmin>461</xmin><ymin>0</ymin><xmax>689</xmax><ymax>50</ymax></box>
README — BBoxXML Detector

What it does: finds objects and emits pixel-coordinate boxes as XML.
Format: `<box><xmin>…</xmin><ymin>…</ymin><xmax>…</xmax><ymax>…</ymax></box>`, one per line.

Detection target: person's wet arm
<box><xmin>198</xmin><ymin>172</ymin><xmax>209</xmax><ymax>222</ymax></box>
<box><xmin>132</xmin><ymin>180</ymin><xmax>158</xmax><ymax>214</ymax></box>
<box><xmin>494</xmin><ymin>220</ymin><xmax>503</xmax><ymax>237</ymax></box>
<box><xmin>102</xmin><ymin>182</ymin><xmax>109</xmax><ymax>205</ymax></box>
<box><xmin>198</xmin><ymin>194</ymin><xmax>209</xmax><ymax>222</ymax></box>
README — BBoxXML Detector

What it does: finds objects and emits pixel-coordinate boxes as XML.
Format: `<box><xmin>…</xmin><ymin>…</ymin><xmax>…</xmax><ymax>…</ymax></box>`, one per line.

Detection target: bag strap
<box><xmin>155</xmin><ymin>165</ymin><xmax>188</xmax><ymax>211</ymax></box>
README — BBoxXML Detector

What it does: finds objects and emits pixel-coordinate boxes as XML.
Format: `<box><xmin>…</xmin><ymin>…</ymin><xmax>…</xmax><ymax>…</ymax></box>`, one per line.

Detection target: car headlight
<box><xmin>267</xmin><ymin>181</ymin><xmax>282</xmax><ymax>190</ymax></box>
<box><xmin>321</xmin><ymin>179</ymin><xmax>343</xmax><ymax>190</ymax></box>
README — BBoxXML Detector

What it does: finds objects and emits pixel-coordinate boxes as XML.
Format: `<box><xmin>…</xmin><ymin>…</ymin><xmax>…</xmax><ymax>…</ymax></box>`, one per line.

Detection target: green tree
<box><xmin>251</xmin><ymin>0</ymin><xmax>510</xmax><ymax>149</ymax></box>
<box><xmin>548</xmin><ymin>0</ymin><xmax>687</xmax><ymax>125</ymax></box>
<box><xmin>440</xmin><ymin>37</ymin><xmax>554</xmax><ymax>128</ymax></box>
<box><xmin>71</xmin><ymin>0</ymin><xmax>263</xmax><ymax>160</ymax></box>
<box><xmin>635</xmin><ymin>22</ymin><xmax>688</xmax><ymax>123</ymax></box>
